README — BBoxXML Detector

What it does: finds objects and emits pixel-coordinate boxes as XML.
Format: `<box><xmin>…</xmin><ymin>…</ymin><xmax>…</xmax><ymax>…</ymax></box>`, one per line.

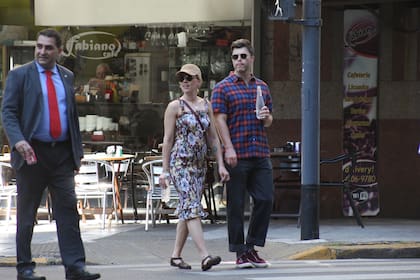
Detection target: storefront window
<box><xmin>60</xmin><ymin>24</ymin><xmax>250</xmax><ymax>151</ymax></box>
<box><xmin>0</xmin><ymin>23</ymin><xmax>250</xmax><ymax>151</ymax></box>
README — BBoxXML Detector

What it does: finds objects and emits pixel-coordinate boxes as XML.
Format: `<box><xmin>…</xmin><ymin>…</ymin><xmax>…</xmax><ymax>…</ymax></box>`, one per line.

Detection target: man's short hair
<box><xmin>231</xmin><ymin>38</ymin><xmax>254</xmax><ymax>56</ymax></box>
<box><xmin>37</xmin><ymin>28</ymin><xmax>62</xmax><ymax>48</ymax></box>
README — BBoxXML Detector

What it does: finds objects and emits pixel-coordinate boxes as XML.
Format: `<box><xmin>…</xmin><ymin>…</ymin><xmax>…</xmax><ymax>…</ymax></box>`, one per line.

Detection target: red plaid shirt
<box><xmin>211</xmin><ymin>73</ymin><xmax>272</xmax><ymax>159</ymax></box>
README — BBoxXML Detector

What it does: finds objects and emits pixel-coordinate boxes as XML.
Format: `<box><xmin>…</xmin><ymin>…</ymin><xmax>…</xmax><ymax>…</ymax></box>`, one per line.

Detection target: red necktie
<box><xmin>45</xmin><ymin>70</ymin><xmax>61</xmax><ymax>139</ymax></box>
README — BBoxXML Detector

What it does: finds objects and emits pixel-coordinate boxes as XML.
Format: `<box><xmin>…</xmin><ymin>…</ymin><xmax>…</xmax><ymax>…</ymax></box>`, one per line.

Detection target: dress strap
<box><xmin>178</xmin><ymin>98</ymin><xmax>185</xmax><ymax>113</ymax></box>
<box><xmin>203</xmin><ymin>98</ymin><xmax>209</xmax><ymax>112</ymax></box>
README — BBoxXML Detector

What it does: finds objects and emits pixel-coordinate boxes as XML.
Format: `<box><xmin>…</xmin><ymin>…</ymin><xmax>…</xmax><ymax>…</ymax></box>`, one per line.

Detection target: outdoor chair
<box><xmin>141</xmin><ymin>159</ymin><xmax>179</xmax><ymax>231</ymax></box>
<box><xmin>0</xmin><ymin>162</ymin><xmax>17</xmax><ymax>225</ymax></box>
<box><xmin>75</xmin><ymin>159</ymin><xmax>117</xmax><ymax>229</ymax></box>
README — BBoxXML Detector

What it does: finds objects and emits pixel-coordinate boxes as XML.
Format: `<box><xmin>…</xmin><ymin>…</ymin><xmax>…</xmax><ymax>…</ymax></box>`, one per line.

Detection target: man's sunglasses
<box><xmin>177</xmin><ymin>73</ymin><xmax>195</xmax><ymax>82</ymax></box>
<box><xmin>231</xmin><ymin>53</ymin><xmax>248</xmax><ymax>60</ymax></box>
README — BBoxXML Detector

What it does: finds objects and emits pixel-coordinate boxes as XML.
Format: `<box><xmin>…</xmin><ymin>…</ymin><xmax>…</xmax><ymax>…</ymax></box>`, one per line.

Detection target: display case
<box><xmin>168</xmin><ymin>46</ymin><xmax>232</xmax><ymax>98</ymax></box>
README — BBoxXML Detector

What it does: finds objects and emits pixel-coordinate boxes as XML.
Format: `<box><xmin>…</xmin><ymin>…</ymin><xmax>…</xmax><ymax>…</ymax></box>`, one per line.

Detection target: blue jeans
<box><xmin>226</xmin><ymin>157</ymin><xmax>274</xmax><ymax>252</ymax></box>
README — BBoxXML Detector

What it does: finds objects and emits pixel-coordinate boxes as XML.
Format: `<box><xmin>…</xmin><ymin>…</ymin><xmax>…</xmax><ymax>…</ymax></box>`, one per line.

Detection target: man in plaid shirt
<box><xmin>211</xmin><ymin>38</ymin><xmax>274</xmax><ymax>269</ymax></box>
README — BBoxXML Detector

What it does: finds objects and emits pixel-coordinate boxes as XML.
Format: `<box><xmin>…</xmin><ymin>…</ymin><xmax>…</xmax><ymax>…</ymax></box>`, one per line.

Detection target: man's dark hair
<box><xmin>37</xmin><ymin>28</ymin><xmax>62</xmax><ymax>48</ymax></box>
<box><xmin>231</xmin><ymin>38</ymin><xmax>254</xmax><ymax>56</ymax></box>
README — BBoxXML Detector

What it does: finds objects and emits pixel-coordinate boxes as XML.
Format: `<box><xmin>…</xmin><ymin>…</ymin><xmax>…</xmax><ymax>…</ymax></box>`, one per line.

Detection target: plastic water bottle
<box><xmin>255</xmin><ymin>85</ymin><xmax>265</xmax><ymax>119</ymax></box>
<box><xmin>162</xmin><ymin>184</ymin><xmax>171</xmax><ymax>203</ymax></box>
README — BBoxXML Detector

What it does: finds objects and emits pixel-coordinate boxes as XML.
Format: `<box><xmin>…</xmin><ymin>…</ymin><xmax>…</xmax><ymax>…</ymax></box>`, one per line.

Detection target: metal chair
<box><xmin>75</xmin><ymin>160</ymin><xmax>116</xmax><ymax>229</ymax></box>
<box><xmin>141</xmin><ymin>159</ymin><xmax>179</xmax><ymax>231</ymax></box>
<box><xmin>0</xmin><ymin>162</ymin><xmax>17</xmax><ymax>225</ymax></box>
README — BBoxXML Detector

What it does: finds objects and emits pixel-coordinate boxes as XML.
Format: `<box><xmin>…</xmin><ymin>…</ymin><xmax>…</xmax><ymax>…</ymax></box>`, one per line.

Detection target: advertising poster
<box><xmin>342</xmin><ymin>10</ymin><xmax>380</xmax><ymax>216</ymax></box>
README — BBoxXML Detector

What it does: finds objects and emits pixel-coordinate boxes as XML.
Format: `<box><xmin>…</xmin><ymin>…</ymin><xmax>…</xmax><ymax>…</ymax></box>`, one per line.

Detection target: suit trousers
<box><xmin>225</xmin><ymin>157</ymin><xmax>274</xmax><ymax>253</ymax></box>
<box><xmin>15</xmin><ymin>140</ymin><xmax>86</xmax><ymax>273</ymax></box>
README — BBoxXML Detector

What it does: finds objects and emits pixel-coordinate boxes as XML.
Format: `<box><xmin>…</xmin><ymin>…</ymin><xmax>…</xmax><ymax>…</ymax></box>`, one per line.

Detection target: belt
<box><xmin>31</xmin><ymin>139</ymin><xmax>70</xmax><ymax>148</ymax></box>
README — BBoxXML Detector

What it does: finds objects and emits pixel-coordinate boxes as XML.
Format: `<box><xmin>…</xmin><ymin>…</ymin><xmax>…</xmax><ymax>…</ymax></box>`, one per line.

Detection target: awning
<box><xmin>34</xmin><ymin>0</ymin><xmax>252</xmax><ymax>26</ymax></box>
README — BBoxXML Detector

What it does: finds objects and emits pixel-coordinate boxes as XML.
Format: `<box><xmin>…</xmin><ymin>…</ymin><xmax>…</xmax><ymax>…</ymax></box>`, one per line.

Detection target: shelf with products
<box><xmin>168</xmin><ymin>46</ymin><xmax>232</xmax><ymax>98</ymax></box>
<box><xmin>76</xmin><ymin>101</ymin><xmax>165</xmax><ymax>151</ymax></box>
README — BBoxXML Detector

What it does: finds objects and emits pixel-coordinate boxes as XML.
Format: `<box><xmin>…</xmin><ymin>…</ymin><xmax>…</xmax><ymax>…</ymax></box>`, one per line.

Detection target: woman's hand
<box><xmin>158</xmin><ymin>173</ymin><xmax>170</xmax><ymax>188</ymax></box>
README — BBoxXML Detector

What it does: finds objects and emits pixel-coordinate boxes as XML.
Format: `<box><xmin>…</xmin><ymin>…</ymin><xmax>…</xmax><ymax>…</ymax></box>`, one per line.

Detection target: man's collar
<box><xmin>230</xmin><ymin>71</ymin><xmax>256</xmax><ymax>83</ymax></box>
<box><xmin>35</xmin><ymin>61</ymin><xmax>57</xmax><ymax>74</ymax></box>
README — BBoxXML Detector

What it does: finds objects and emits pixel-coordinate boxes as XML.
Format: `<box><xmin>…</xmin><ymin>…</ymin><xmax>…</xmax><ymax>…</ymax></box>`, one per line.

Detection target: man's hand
<box><xmin>224</xmin><ymin>146</ymin><xmax>237</xmax><ymax>168</ymax></box>
<box><xmin>15</xmin><ymin>140</ymin><xmax>37</xmax><ymax>165</ymax></box>
<box><xmin>257</xmin><ymin>106</ymin><xmax>270</xmax><ymax>119</ymax></box>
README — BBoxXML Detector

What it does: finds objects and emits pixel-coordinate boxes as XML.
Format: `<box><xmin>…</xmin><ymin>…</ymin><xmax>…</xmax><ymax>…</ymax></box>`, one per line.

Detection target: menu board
<box><xmin>342</xmin><ymin>10</ymin><xmax>380</xmax><ymax>216</ymax></box>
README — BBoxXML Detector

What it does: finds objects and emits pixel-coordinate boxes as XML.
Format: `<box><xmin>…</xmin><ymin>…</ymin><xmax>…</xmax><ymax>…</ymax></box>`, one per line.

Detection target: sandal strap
<box><xmin>201</xmin><ymin>255</ymin><xmax>221</xmax><ymax>271</ymax></box>
<box><xmin>201</xmin><ymin>255</ymin><xmax>211</xmax><ymax>265</ymax></box>
<box><xmin>170</xmin><ymin>257</ymin><xmax>191</xmax><ymax>269</ymax></box>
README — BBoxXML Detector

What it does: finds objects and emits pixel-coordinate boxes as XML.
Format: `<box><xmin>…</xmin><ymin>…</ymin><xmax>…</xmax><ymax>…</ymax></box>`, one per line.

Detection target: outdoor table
<box><xmin>82</xmin><ymin>140</ymin><xmax>124</xmax><ymax>152</ymax></box>
<box><xmin>270</xmin><ymin>151</ymin><xmax>301</xmax><ymax>218</ymax></box>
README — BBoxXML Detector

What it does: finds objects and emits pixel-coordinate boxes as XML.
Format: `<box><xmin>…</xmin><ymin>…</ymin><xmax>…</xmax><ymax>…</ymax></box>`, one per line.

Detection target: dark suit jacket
<box><xmin>1</xmin><ymin>61</ymin><xmax>83</xmax><ymax>170</ymax></box>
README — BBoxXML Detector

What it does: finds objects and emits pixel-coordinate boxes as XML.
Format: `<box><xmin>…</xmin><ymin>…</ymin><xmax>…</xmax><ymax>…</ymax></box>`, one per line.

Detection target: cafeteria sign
<box><xmin>62</xmin><ymin>31</ymin><xmax>121</xmax><ymax>60</ymax></box>
<box><xmin>342</xmin><ymin>10</ymin><xmax>379</xmax><ymax>216</ymax></box>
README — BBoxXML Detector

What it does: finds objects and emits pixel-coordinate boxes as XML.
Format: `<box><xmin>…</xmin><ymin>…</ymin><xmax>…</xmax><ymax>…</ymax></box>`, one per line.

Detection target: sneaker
<box><xmin>247</xmin><ymin>249</ymin><xmax>270</xmax><ymax>268</ymax></box>
<box><xmin>236</xmin><ymin>252</ymin><xmax>254</xmax><ymax>269</ymax></box>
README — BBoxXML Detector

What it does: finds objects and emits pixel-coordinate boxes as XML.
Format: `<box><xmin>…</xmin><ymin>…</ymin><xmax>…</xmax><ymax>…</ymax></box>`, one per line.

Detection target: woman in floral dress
<box><xmin>159</xmin><ymin>64</ymin><xmax>229</xmax><ymax>271</ymax></box>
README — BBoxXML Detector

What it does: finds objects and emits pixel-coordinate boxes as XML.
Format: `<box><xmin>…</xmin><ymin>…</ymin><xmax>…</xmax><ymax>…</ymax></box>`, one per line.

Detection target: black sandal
<box><xmin>201</xmin><ymin>255</ymin><xmax>221</xmax><ymax>271</ymax></box>
<box><xmin>170</xmin><ymin>257</ymin><xmax>191</xmax><ymax>269</ymax></box>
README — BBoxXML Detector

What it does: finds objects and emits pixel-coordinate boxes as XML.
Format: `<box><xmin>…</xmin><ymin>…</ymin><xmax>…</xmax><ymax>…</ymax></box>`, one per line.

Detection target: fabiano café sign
<box><xmin>62</xmin><ymin>31</ymin><xmax>121</xmax><ymax>60</ymax></box>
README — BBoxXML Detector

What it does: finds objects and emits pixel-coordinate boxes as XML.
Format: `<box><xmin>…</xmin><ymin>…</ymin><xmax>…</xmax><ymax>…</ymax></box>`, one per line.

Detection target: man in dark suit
<box><xmin>2</xmin><ymin>29</ymin><xmax>100</xmax><ymax>280</ymax></box>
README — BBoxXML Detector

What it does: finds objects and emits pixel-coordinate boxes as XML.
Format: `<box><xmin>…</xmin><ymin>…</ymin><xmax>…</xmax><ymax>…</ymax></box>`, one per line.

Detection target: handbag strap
<box><xmin>180</xmin><ymin>98</ymin><xmax>206</xmax><ymax>131</ymax></box>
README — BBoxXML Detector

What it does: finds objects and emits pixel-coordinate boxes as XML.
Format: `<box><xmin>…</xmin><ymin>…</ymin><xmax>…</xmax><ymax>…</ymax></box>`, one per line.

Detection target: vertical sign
<box><xmin>343</xmin><ymin>10</ymin><xmax>380</xmax><ymax>216</ymax></box>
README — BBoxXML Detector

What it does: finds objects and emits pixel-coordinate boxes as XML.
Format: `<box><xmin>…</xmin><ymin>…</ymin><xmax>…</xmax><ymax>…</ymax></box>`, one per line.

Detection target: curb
<box><xmin>289</xmin><ymin>242</ymin><xmax>420</xmax><ymax>260</ymax></box>
<box><xmin>0</xmin><ymin>257</ymin><xmax>60</xmax><ymax>267</ymax></box>
<box><xmin>0</xmin><ymin>256</ymin><xmax>101</xmax><ymax>267</ymax></box>
<box><xmin>3</xmin><ymin>242</ymin><xmax>420</xmax><ymax>266</ymax></box>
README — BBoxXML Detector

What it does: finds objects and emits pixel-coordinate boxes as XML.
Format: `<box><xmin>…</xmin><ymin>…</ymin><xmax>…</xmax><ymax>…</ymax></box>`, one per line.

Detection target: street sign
<box><xmin>267</xmin><ymin>0</ymin><xmax>296</xmax><ymax>21</ymax></box>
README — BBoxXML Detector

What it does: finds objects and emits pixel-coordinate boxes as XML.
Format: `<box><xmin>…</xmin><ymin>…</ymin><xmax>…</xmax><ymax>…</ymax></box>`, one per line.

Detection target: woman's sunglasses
<box><xmin>177</xmin><ymin>73</ymin><xmax>195</xmax><ymax>82</ymax></box>
<box><xmin>231</xmin><ymin>53</ymin><xmax>248</xmax><ymax>60</ymax></box>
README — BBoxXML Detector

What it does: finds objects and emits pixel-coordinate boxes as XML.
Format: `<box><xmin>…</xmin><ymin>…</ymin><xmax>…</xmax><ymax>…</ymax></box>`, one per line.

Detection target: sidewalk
<box><xmin>0</xmin><ymin>218</ymin><xmax>420</xmax><ymax>267</ymax></box>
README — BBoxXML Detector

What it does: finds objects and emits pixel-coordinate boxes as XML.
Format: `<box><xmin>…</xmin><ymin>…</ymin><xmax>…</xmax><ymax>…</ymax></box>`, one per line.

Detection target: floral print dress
<box><xmin>169</xmin><ymin>99</ymin><xmax>210</xmax><ymax>220</ymax></box>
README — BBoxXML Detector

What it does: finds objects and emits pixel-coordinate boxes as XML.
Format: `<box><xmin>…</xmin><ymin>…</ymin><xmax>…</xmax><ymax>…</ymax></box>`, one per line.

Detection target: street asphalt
<box><xmin>1</xmin><ymin>217</ymin><xmax>420</xmax><ymax>268</ymax></box>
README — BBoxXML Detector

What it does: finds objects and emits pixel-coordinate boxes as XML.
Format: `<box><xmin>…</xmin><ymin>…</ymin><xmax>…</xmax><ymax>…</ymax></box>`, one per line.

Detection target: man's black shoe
<box><xmin>17</xmin><ymin>269</ymin><xmax>46</xmax><ymax>280</ymax></box>
<box><xmin>65</xmin><ymin>269</ymin><xmax>101</xmax><ymax>280</ymax></box>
